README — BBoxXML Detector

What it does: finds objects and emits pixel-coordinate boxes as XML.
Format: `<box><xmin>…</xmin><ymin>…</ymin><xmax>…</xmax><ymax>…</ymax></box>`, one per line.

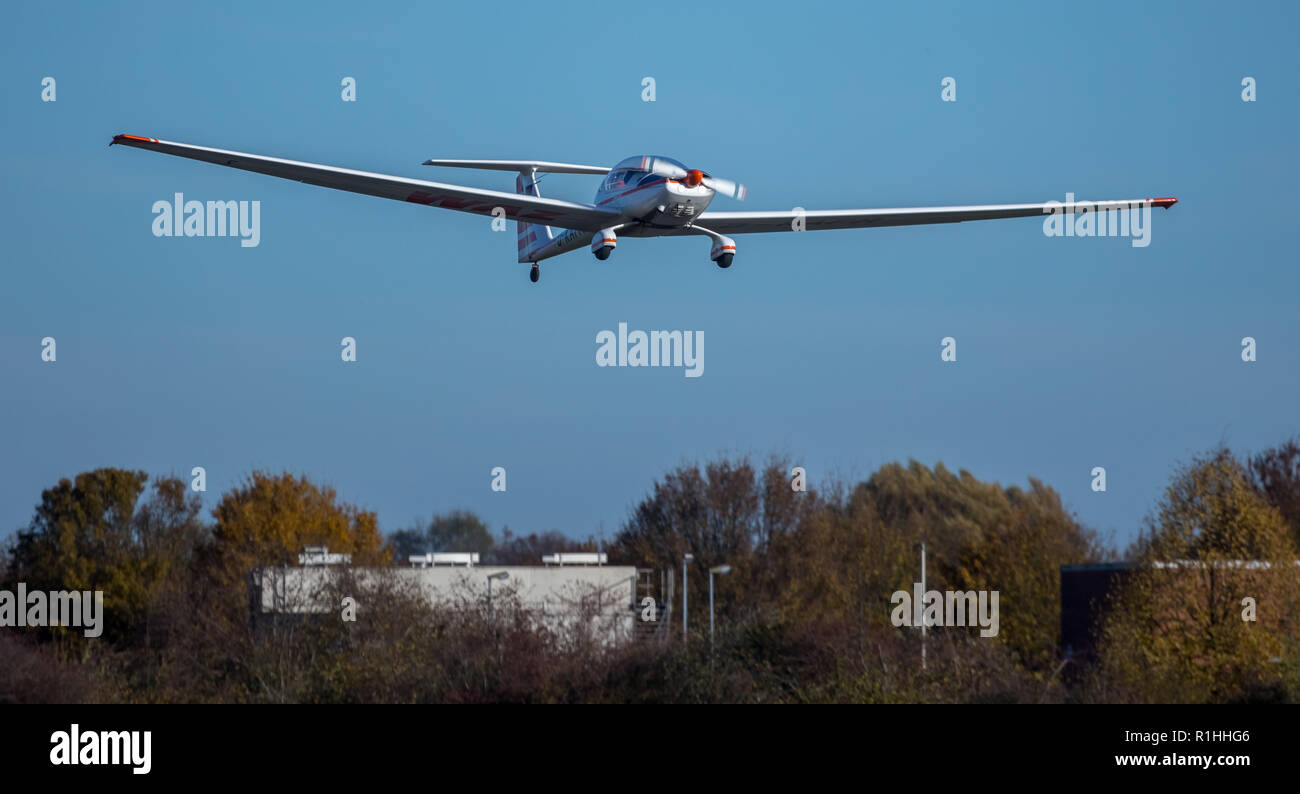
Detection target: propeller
<box><xmin>644</xmin><ymin>158</ymin><xmax>747</xmax><ymax>201</ymax></box>
<box><xmin>701</xmin><ymin>174</ymin><xmax>747</xmax><ymax>201</ymax></box>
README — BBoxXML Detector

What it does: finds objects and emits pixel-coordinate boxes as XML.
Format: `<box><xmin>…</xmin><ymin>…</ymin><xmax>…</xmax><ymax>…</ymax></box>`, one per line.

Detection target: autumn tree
<box><xmin>857</xmin><ymin>461</ymin><xmax>1019</xmax><ymax>582</ymax></box>
<box><xmin>611</xmin><ymin>456</ymin><xmax>818</xmax><ymax>619</ymax></box>
<box><xmin>951</xmin><ymin>477</ymin><xmax>1105</xmax><ymax>670</ymax></box>
<box><xmin>774</xmin><ymin>461</ymin><xmax>1100</xmax><ymax>669</ymax></box>
<box><xmin>4</xmin><ymin>469</ymin><xmax>204</xmax><ymax>649</ymax></box>
<box><xmin>126</xmin><ymin>472</ymin><xmax>389</xmax><ymax>701</ymax></box>
<box><xmin>769</xmin><ymin>478</ymin><xmax>905</xmax><ymax>629</ymax></box>
<box><xmin>207</xmin><ymin>471</ymin><xmax>388</xmax><ymax>582</ymax></box>
<box><xmin>1096</xmin><ymin>449</ymin><xmax>1300</xmax><ymax>703</ymax></box>
<box><xmin>1250</xmin><ymin>436</ymin><xmax>1300</xmax><ymax>549</ymax></box>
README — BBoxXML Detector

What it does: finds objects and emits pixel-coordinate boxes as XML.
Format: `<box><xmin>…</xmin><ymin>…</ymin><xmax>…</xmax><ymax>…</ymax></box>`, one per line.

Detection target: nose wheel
<box><xmin>529</xmin><ymin>263</ymin><xmax>539</xmax><ymax>283</ymax></box>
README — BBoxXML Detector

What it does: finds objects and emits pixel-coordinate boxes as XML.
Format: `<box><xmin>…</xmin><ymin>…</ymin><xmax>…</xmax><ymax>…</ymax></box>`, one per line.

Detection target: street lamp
<box><xmin>682</xmin><ymin>553</ymin><xmax>694</xmax><ymax>642</ymax></box>
<box><xmin>709</xmin><ymin>564</ymin><xmax>731</xmax><ymax>649</ymax></box>
<box><xmin>486</xmin><ymin>571</ymin><xmax>509</xmax><ymax>608</ymax></box>
<box><xmin>914</xmin><ymin>542</ymin><xmax>926</xmax><ymax>670</ymax></box>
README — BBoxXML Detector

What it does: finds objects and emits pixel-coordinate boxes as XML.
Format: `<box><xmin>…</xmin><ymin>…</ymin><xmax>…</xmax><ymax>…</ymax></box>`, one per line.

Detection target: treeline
<box><xmin>388</xmin><ymin>510</ymin><xmax>601</xmax><ymax>565</ymax></box>
<box><xmin>2</xmin><ymin>439</ymin><xmax>1298</xmax><ymax>703</ymax></box>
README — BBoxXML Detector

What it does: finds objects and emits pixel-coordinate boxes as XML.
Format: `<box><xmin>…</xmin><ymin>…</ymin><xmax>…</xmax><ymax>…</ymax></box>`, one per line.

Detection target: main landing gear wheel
<box><xmin>529</xmin><ymin>263</ymin><xmax>539</xmax><ymax>283</ymax></box>
<box><xmin>715</xmin><ymin>253</ymin><xmax>734</xmax><ymax>269</ymax></box>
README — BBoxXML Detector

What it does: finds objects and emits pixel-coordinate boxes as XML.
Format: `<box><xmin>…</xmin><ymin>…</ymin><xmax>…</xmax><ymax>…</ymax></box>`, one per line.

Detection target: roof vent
<box><xmin>541</xmin><ymin>553</ymin><xmax>607</xmax><ymax>567</ymax></box>
<box><xmin>299</xmin><ymin>546</ymin><xmax>352</xmax><ymax>566</ymax></box>
<box><xmin>409</xmin><ymin>552</ymin><xmax>480</xmax><ymax>568</ymax></box>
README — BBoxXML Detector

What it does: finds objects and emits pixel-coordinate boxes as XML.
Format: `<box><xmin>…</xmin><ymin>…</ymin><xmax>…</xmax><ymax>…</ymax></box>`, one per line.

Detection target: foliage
<box><xmin>4</xmin><ymin>469</ymin><xmax>203</xmax><ymax>649</ymax></box>
<box><xmin>5</xmin><ymin>442</ymin><xmax>1298</xmax><ymax>703</ymax></box>
<box><xmin>1249</xmin><ymin>436</ymin><xmax>1300</xmax><ymax>549</ymax></box>
<box><xmin>487</xmin><ymin>529</ymin><xmax>597</xmax><ymax>565</ymax></box>
<box><xmin>208</xmin><ymin>471</ymin><xmax>388</xmax><ymax>581</ymax></box>
<box><xmin>1093</xmin><ymin>449</ymin><xmax>1300</xmax><ymax>703</ymax></box>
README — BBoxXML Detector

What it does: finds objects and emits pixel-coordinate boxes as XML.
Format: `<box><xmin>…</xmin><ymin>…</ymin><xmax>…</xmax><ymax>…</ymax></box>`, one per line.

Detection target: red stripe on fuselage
<box><xmin>404</xmin><ymin>191</ymin><xmax>565</xmax><ymax>222</ymax></box>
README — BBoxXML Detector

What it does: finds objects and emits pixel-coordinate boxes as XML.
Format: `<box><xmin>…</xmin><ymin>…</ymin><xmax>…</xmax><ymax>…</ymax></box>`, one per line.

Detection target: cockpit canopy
<box><xmin>613</xmin><ymin>155</ymin><xmax>686</xmax><ymax>171</ymax></box>
<box><xmin>601</xmin><ymin>155</ymin><xmax>686</xmax><ymax>192</ymax></box>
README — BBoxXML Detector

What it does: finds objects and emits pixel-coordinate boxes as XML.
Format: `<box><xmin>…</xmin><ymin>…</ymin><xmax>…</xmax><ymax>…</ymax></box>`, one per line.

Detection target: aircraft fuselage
<box><xmin>530</xmin><ymin>155</ymin><xmax>716</xmax><ymax>262</ymax></box>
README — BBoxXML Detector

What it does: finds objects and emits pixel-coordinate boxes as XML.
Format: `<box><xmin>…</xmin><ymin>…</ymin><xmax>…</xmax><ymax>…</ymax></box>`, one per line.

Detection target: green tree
<box><xmin>427</xmin><ymin>510</ymin><xmax>494</xmax><ymax>555</ymax></box>
<box><xmin>388</xmin><ymin>528</ymin><xmax>429</xmax><ymax>560</ymax></box>
<box><xmin>388</xmin><ymin>510</ymin><xmax>495</xmax><ymax>561</ymax></box>
<box><xmin>488</xmin><ymin>529</ymin><xmax>596</xmax><ymax>565</ymax></box>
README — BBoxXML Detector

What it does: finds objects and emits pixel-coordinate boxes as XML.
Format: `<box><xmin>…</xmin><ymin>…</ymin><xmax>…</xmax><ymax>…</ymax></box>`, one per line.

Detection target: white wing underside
<box><xmin>110</xmin><ymin>135</ymin><xmax>622</xmax><ymax>232</ymax></box>
<box><xmin>112</xmin><ymin>135</ymin><xmax>1174</xmax><ymax>240</ymax></box>
<box><xmin>681</xmin><ymin>199</ymin><xmax>1176</xmax><ymax>236</ymax></box>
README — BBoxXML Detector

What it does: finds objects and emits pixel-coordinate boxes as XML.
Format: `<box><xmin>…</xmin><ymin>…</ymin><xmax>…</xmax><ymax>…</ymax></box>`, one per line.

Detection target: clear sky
<box><xmin>2</xmin><ymin>1</ymin><xmax>1297</xmax><ymax>549</ymax></box>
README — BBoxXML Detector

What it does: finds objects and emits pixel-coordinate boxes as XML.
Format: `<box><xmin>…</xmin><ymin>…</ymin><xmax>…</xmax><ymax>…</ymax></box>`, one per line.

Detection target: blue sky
<box><xmin>2</xmin><ymin>1</ymin><xmax>1297</xmax><ymax>549</ymax></box>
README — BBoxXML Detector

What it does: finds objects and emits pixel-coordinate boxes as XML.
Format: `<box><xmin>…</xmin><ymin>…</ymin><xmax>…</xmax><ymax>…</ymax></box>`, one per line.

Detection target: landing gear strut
<box><xmin>529</xmin><ymin>263</ymin><xmax>539</xmax><ymax>283</ymax></box>
<box><xmin>681</xmin><ymin>224</ymin><xmax>736</xmax><ymax>271</ymax></box>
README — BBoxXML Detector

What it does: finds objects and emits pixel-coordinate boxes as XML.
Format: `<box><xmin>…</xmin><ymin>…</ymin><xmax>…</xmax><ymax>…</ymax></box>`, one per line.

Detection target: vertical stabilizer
<box><xmin>516</xmin><ymin>169</ymin><xmax>554</xmax><ymax>263</ymax></box>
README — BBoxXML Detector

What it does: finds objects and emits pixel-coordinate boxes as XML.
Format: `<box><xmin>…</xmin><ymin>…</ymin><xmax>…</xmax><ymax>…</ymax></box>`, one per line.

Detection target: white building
<box><xmin>252</xmin><ymin>548</ymin><xmax>648</xmax><ymax>644</ymax></box>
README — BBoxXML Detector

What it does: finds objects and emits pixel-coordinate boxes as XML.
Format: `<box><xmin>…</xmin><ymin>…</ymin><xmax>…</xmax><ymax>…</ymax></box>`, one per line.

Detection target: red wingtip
<box><xmin>1149</xmin><ymin>197</ymin><xmax>1178</xmax><ymax>209</ymax></box>
<box><xmin>111</xmin><ymin>133</ymin><xmax>158</xmax><ymax>146</ymax></box>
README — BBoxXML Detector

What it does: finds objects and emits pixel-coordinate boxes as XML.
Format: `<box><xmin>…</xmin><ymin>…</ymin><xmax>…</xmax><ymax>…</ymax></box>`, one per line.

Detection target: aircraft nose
<box><xmin>683</xmin><ymin>169</ymin><xmax>705</xmax><ymax>188</ymax></box>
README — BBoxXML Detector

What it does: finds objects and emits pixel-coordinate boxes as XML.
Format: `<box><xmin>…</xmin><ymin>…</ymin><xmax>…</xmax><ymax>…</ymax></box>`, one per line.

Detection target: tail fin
<box><xmin>516</xmin><ymin>170</ymin><xmax>554</xmax><ymax>263</ymax></box>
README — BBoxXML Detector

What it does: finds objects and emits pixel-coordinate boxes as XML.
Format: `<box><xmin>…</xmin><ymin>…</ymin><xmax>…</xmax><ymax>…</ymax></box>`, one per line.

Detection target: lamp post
<box><xmin>916</xmin><ymin>542</ymin><xmax>927</xmax><ymax>671</ymax></box>
<box><xmin>709</xmin><ymin>564</ymin><xmax>730</xmax><ymax>650</ymax></box>
<box><xmin>682</xmin><ymin>553</ymin><xmax>694</xmax><ymax>642</ymax></box>
<box><xmin>486</xmin><ymin>571</ymin><xmax>509</xmax><ymax>612</ymax></box>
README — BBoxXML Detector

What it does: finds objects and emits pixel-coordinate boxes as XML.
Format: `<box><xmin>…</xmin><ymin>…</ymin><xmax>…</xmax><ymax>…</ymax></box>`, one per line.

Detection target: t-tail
<box><xmin>516</xmin><ymin>170</ymin><xmax>554</xmax><ymax>263</ymax></box>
